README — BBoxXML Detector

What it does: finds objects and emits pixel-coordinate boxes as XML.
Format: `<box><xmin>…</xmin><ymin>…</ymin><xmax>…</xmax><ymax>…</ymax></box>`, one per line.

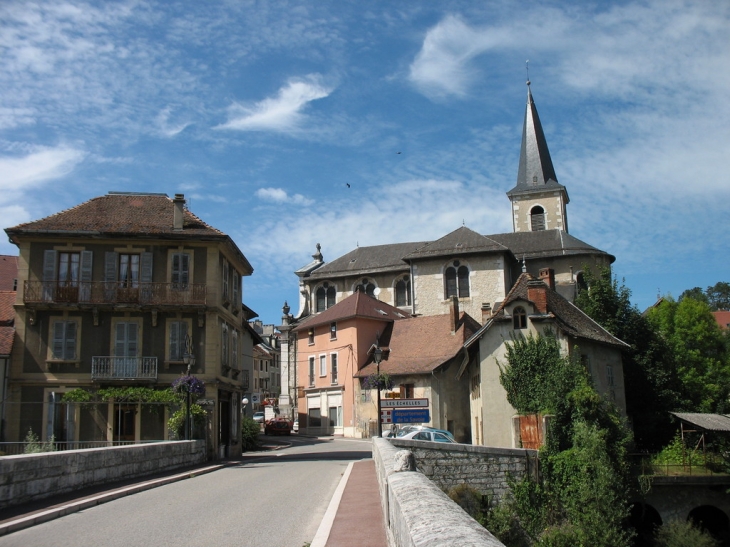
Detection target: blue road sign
<box><xmin>391</xmin><ymin>408</ymin><xmax>430</xmax><ymax>424</ymax></box>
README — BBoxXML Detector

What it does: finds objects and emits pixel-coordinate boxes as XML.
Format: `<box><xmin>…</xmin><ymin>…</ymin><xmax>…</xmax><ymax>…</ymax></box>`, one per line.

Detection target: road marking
<box><xmin>310</xmin><ymin>461</ymin><xmax>354</xmax><ymax>547</ymax></box>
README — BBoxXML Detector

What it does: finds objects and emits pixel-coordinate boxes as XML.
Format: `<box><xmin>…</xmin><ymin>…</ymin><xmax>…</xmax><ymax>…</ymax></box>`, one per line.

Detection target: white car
<box><xmin>253</xmin><ymin>411</ymin><xmax>265</xmax><ymax>423</ymax></box>
<box><xmin>398</xmin><ymin>430</ymin><xmax>456</xmax><ymax>443</ymax></box>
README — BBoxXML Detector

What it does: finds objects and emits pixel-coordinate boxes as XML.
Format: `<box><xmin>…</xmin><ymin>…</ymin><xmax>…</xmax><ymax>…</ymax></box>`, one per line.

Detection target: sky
<box><xmin>1</xmin><ymin>0</ymin><xmax>729</xmax><ymax>326</ymax></box>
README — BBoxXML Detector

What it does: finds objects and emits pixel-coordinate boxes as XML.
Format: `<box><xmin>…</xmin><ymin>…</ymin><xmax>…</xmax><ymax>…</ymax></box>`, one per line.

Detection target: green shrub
<box><xmin>241</xmin><ymin>416</ymin><xmax>261</xmax><ymax>452</ymax></box>
<box><xmin>652</xmin><ymin>434</ymin><xmax>703</xmax><ymax>467</ymax></box>
<box><xmin>23</xmin><ymin>429</ymin><xmax>56</xmax><ymax>453</ymax></box>
<box><xmin>654</xmin><ymin>519</ymin><xmax>718</xmax><ymax>547</ymax></box>
<box><xmin>447</xmin><ymin>484</ymin><xmax>489</xmax><ymax>524</ymax></box>
<box><xmin>167</xmin><ymin>404</ymin><xmax>206</xmax><ymax>439</ymax></box>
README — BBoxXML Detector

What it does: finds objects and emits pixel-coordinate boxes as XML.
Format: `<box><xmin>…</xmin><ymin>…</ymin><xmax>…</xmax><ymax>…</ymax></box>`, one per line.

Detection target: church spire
<box><xmin>507</xmin><ymin>80</ymin><xmax>570</xmax><ymax>233</ymax></box>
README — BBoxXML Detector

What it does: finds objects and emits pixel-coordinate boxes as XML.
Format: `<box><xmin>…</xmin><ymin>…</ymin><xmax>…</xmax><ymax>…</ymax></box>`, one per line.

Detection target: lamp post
<box><xmin>183</xmin><ymin>335</ymin><xmax>196</xmax><ymax>441</ymax></box>
<box><xmin>373</xmin><ymin>346</ymin><xmax>383</xmax><ymax>437</ymax></box>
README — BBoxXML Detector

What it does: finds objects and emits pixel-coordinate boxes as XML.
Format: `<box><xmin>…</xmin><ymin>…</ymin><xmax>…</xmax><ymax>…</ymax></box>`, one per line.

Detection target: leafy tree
<box><xmin>575</xmin><ymin>267</ymin><xmax>680</xmax><ymax>450</ymax></box>
<box><xmin>646</xmin><ymin>297</ymin><xmax>730</xmax><ymax>413</ymax></box>
<box><xmin>706</xmin><ymin>281</ymin><xmax>730</xmax><ymax>311</ymax></box>
<box><xmin>679</xmin><ymin>287</ymin><xmax>709</xmax><ymax>305</ymax></box>
<box><xmin>654</xmin><ymin>519</ymin><xmax>718</xmax><ymax>547</ymax></box>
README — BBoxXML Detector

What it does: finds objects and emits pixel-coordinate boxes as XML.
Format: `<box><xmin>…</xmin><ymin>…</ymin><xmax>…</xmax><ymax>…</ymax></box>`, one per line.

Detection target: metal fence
<box><xmin>630</xmin><ymin>454</ymin><xmax>730</xmax><ymax>477</ymax></box>
<box><xmin>0</xmin><ymin>439</ymin><xmax>167</xmax><ymax>456</ymax></box>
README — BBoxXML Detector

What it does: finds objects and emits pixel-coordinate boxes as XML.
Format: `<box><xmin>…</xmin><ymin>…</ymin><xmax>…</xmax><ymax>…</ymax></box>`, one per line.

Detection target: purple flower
<box><xmin>172</xmin><ymin>375</ymin><xmax>206</xmax><ymax>397</ymax></box>
<box><xmin>362</xmin><ymin>373</ymin><xmax>394</xmax><ymax>391</ymax></box>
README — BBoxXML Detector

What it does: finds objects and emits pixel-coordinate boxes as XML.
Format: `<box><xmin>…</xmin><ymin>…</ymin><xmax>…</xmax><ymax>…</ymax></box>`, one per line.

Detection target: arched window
<box><xmin>444</xmin><ymin>261</ymin><xmax>470</xmax><ymax>299</ymax></box>
<box><xmin>513</xmin><ymin>306</ymin><xmax>527</xmax><ymax>329</ymax></box>
<box><xmin>530</xmin><ymin>206</ymin><xmax>545</xmax><ymax>231</ymax></box>
<box><xmin>355</xmin><ymin>279</ymin><xmax>375</xmax><ymax>296</ymax></box>
<box><xmin>316</xmin><ymin>283</ymin><xmax>336</xmax><ymax>312</ymax></box>
<box><xmin>395</xmin><ymin>277</ymin><xmax>411</xmax><ymax>307</ymax></box>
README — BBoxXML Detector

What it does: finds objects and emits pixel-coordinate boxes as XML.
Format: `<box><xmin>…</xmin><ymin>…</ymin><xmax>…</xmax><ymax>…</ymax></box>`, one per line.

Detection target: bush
<box><xmin>654</xmin><ymin>519</ymin><xmax>718</xmax><ymax>547</ymax></box>
<box><xmin>167</xmin><ymin>404</ymin><xmax>206</xmax><ymax>439</ymax></box>
<box><xmin>23</xmin><ymin>429</ymin><xmax>56</xmax><ymax>453</ymax></box>
<box><xmin>241</xmin><ymin>416</ymin><xmax>261</xmax><ymax>452</ymax></box>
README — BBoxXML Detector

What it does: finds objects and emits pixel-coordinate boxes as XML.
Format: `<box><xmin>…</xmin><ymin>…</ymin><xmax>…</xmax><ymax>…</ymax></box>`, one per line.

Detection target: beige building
<box><xmin>4</xmin><ymin>192</ymin><xmax>256</xmax><ymax>458</ymax></box>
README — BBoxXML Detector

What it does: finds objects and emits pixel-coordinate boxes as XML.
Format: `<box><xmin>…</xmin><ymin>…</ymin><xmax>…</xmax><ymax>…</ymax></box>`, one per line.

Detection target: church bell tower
<box><xmin>507</xmin><ymin>81</ymin><xmax>569</xmax><ymax>233</ymax></box>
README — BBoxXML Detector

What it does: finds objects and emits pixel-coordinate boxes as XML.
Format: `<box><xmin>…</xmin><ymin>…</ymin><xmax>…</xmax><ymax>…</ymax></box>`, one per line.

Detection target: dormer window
<box><xmin>513</xmin><ymin>306</ymin><xmax>527</xmax><ymax>329</ymax></box>
<box><xmin>530</xmin><ymin>206</ymin><xmax>545</xmax><ymax>231</ymax></box>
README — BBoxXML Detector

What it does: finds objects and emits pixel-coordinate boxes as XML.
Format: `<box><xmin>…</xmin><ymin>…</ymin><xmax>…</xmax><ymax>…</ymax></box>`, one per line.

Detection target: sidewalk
<box><xmin>312</xmin><ymin>458</ymin><xmax>388</xmax><ymax>547</ymax></box>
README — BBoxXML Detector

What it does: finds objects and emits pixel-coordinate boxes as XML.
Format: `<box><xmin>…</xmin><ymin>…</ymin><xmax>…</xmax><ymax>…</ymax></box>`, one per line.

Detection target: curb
<box><xmin>0</xmin><ymin>463</ymin><xmax>225</xmax><ymax>537</ymax></box>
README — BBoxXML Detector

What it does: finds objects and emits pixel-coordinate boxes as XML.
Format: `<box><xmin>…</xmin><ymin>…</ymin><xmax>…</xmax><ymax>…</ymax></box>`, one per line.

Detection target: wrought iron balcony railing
<box><xmin>24</xmin><ymin>281</ymin><xmax>207</xmax><ymax>306</ymax></box>
<box><xmin>91</xmin><ymin>356</ymin><xmax>158</xmax><ymax>381</ymax></box>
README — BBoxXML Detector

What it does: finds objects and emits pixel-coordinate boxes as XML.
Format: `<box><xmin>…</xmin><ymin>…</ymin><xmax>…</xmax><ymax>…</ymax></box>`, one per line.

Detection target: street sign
<box><xmin>381</xmin><ymin>398</ymin><xmax>429</xmax><ymax>408</ymax></box>
<box><xmin>251</xmin><ymin>393</ymin><xmax>261</xmax><ymax>404</ymax></box>
<box><xmin>391</xmin><ymin>409</ymin><xmax>430</xmax><ymax>424</ymax></box>
<box><xmin>381</xmin><ymin>409</ymin><xmax>392</xmax><ymax>424</ymax></box>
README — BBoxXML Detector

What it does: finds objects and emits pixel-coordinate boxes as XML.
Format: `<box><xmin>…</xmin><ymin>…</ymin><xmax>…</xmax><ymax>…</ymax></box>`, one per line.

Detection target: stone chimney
<box><xmin>481</xmin><ymin>302</ymin><xmax>492</xmax><ymax>324</ymax></box>
<box><xmin>527</xmin><ymin>280</ymin><xmax>548</xmax><ymax>313</ymax></box>
<box><xmin>450</xmin><ymin>295</ymin><xmax>460</xmax><ymax>333</ymax></box>
<box><xmin>538</xmin><ymin>268</ymin><xmax>555</xmax><ymax>290</ymax></box>
<box><xmin>173</xmin><ymin>194</ymin><xmax>185</xmax><ymax>231</ymax></box>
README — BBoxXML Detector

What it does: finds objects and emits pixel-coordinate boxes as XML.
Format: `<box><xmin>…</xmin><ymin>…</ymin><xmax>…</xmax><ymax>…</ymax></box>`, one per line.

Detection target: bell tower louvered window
<box><xmin>530</xmin><ymin>206</ymin><xmax>546</xmax><ymax>231</ymax></box>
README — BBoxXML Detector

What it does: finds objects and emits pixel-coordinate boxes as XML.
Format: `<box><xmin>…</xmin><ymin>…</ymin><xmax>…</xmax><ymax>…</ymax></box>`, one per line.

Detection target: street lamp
<box><xmin>183</xmin><ymin>335</ymin><xmax>196</xmax><ymax>441</ymax></box>
<box><xmin>373</xmin><ymin>345</ymin><xmax>383</xmax><ymax>437</ymax></box>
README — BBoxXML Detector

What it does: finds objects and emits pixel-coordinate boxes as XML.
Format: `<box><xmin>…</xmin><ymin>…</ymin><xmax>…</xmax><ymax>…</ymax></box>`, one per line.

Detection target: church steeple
<box><xmin>507</xmin><ymin>81</ymin><xmax>570</xmax><ymax>233</ymax></box>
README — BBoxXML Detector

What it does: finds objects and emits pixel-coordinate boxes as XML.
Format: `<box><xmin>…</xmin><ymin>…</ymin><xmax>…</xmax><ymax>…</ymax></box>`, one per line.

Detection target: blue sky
<box><xmin>1</xmin><ymin>0</ymin><xmax>728</xmax><ymax>326</ymax></box>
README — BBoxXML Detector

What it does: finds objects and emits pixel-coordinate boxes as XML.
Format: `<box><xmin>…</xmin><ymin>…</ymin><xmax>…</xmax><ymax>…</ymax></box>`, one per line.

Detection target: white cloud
<box><xmin>256</xmin><ymin>187</ymin><xmax>314</xmax><ymax>206</ymax></box>
<box><xmin>155</xmin><ymin>107</ymin><xmax>190</xmax><ymax>137</ymax></box>
<box><xmin>0</xmin><ymin>145</ymin><xmax>86</xmax><ymax>193</ymax></box>
<box><xmin>216</xmin><ymin>75</ymin><xmax>333</xmax><ymax>132</ymax></box>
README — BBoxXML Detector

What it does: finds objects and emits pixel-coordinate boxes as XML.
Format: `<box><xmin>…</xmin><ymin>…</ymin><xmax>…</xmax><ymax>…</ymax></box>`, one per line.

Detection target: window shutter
<box><xmin>52</xmin><ymin>322</ymin><xmax>65</xmax><ymax>359</ymax></box>
<box><xmin>65</xmin><ymin>322</ymin><xmax>77</xmax><ymax>359</ymax></box>
<box><xmin>115</xmin><ymin>323</ymin><xmax>126</xmax><ymax>357</ymax></box>
<box><xmin>105</xmin><ymin>252</ymin><xmax>118</xmax><ymax>282</ymax></box>
<box><xmin>180</xmin><ymin>253</ymin><xmax>189</xmax><ymax>285</ymax></box>
<box><xmin>140</xmin><ymin>252</ymin><xmax>153</xmax><ymax>283</ymax></box>
<box><xmin>128</xmin><ymin>323</ymin><xmax>138</xmax><ymax>356</ymax></box>
<box><xmin>80</xmin><ymin>251</ymin><xmax>93</xmax><ymax>282</ymax></box>
<box><xmin>43</xmin><ymin>250</ymin><xmax>57</xmax><ymax>282</ymax></box>
<box><xmin>170</xmin><ymin>322</ymin><xmax>180</xmax><ymax>360</ymax></box>
<box><xmin>172</xmin><ymin>254</ymin><xmax>180</xmax><ymax>285</ymax></box>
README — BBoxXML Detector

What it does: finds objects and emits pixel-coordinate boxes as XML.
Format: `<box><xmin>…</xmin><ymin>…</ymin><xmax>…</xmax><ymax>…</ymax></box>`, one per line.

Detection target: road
<box><xmin>0</xmin><ymin>435</ymin><xmax>373</xmax><ymax>547</ymax></box>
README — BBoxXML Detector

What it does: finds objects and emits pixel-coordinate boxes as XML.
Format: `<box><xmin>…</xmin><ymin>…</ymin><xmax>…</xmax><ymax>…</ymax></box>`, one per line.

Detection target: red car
<box><xmin>264</xmin><ymin>419</ymin><xmax>292</xmax><ymax>435</ymax></box>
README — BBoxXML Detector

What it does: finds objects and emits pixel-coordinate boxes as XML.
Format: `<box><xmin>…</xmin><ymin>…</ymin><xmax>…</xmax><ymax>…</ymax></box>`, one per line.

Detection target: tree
<box><xmin>575</xmin><ymin>267</ymin><xmax>681</xmax><ymax>450</ymax></box>
<box><xmin>646</xmin><ymin>297</ymin><xmax>730</xmax><ymax>413</ymax></box>
<box><xmin>706</xmin><ymin>281</ymin><xmax>730</xmax><ymax>311</ymax></box>
<box><xmin>679</xmin><ymin>287</ymin><xmax>709</xmax><ymax>305</ymax></box>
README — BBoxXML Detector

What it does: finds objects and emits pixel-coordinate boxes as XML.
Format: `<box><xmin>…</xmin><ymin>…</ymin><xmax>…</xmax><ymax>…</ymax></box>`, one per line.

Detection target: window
<box><xmin>119</xmin><ymin>254</ymin><xmax>140</xmax><ymax>288</ymax></box>
<box><xmin>114</xmin><ymin>322</ymin><xmax>138</xmax><ymax>358</ymax></box>
<box><xmin>316</xmin><ymin>283</ymin><xmax>336</xmax><ymax>312</ymax></box>
<box><xmin>413</xmin><ymin>432</ymin><xmax>430</xmax><ymax>441</ymax></box>
<box><xmin>530</xmin><ymin>206</ymin><xmax>545</xmax><ymax>231</ymax></box>
<box><xmin>232</xmin><ymin>272</ymin><xmax>239</xmax><ymax>305</ymax></box>
<box><xmin>444</xmin><ymin>262</ymin><xmax>470</xmax><ymax>299</ymax></box>
<box><xmin>58</xmin><ymin>252</ymin><xmax>80</xmax><ymax>288</ymax></box>
<box><xmin>399</xmin><ymin>384</ymin><xmax>414</xmax><ymax>399</ymax></box>
<box><xmin>221</xmin><ymin>323</ymin><xmax>229</xmax><ymax>367</ymax></box>
<box><xmin>168</xmin><ymin>320</ymin><xmax>189</xmax><ymax>361</ymax></box>
<box><xmin>513</xmin><ymin>307</ymin><xmax>527</xmax><ymax>329</ymax></box>
<box><xmin>309</xmin><ymin>357</ymin><xmax>315</xmax><ymax>386</ymax></box>
<box><xmin>308</xmin><ymin>329</ymin><xmax>314</xmax><ymax>345</ymax></box>
<box><xmin>355</xmin><ymin>279</ymin><xmax>375</xmax><ymax>296</ymax></box>
<box><xmin>308</xmin><ymin>408</ymin><xmax>321</xmax><ymax>428</ymax></box>
<box><xmin>171</xmin><ymin>253</ymin><xmax>190</xmax><ymax>289</ymax></box>
<box><xmin>395</xmin><ymin>277</ymin><xmax>411</xmax><ymax>307</ymax></box>
<box><xmin>222</xmin><ymin>259</ymin><xmax>229</xmax><ymax>300</ymax></box>
<box><xmin>330</xmin><ymin>322</ymin><xmax>337</xmax><ymax>340</ymax></box>
<box><xmin>51</xmin><ymin>320</ymin><xmax>78</xmax><ymax>360</ymax></box>
<box><xmin>319</xmin><ymin>355</ymin><xmax>326</xmax><ymax>377</ymax></box>
<box><xmin>331</xmin><ymin>353</ymin><xmax>338</xmax><ymax>384</ymax></box>
<box><xmin>471</xmin><ymin>372</ymin><xmax>481</xmax><ymax>399</ymax></box>
<box><xmin>231</xmin><ymin>330</ymin><xmax>238</xmax><ymax>369</ymax></box>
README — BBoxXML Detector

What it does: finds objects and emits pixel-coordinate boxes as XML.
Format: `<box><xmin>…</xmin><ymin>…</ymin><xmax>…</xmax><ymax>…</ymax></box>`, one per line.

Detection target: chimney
<box><xmin>538</xmin><ymin>267</ymin><xmax>555</xmax><ymax>290</ymax></box>
<box><xmin>481</xmin><ymin>302</ymin><xmax>492</xmax><ymax>324</ymax></box>
<box><xmin>173</xmin><ymin>194</ymin><xmax>185</xmax><ymax>231</ymax></box>
<box><xmin>450</xmin><ymin>295</ymin><xmax>460</xmax><ymax>333</ymax></box>
<box><xmin>527</xmin><ymin>280</ymin><xmax>548</xmax><ymax>313</ymax></box>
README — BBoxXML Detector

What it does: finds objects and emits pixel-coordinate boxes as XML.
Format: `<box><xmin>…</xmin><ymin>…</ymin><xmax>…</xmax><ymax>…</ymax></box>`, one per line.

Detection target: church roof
<box><xmin>355</xmin><ymin>311</ymin><xmax>481</xmax><ymax>377</ymax></box>
<box><xmin>506</xmin><ymin>83</ymin><xmax>568</xmax><ymax>201</ymax></box>
<box><xmin>292</xmin><ymin>290</ymin><xmax>410</xmax><ymax>332</ymax></box>
<box><xmin>489</xmin><ymin>230</ymin><xmax>614</xmax><ymax>263</ymax></box>
<box><xmin>402</xmin><ymin>226</ymin><xmax>508</xmax><ymax>261</ymax></box>
<box><xmin>308</xmin><ymin>241</ymin><xmax>426</xmax><ymax>279</ymax></box>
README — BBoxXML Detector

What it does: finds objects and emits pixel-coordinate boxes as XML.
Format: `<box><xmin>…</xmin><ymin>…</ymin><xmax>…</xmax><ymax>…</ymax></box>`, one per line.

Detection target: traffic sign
<box><xmin>391</xmin><ymin>409</ymin><xmax>430</xmax><ymax>424</ymax></box>
<box><xmin>381</xmin><ymin>398</ymin><xmax>428</xmax><ymax>408</ymax></box>
<box><xmin>381</xmin><ymin>409</ymin><xmax>392</xmax><ymax>424</ymax></box>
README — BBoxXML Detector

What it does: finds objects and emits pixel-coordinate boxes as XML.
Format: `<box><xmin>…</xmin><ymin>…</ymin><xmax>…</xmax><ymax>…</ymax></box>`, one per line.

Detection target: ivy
<box><xmin>60</xmin><ymin>386</ymin><xmax>181</xmax><ymax>405</ymax></box>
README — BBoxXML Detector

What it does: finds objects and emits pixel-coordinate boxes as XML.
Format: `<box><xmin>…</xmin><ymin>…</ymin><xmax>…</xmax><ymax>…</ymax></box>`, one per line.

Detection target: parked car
<box><xmin>396</xmin><ymin>425</ymin><xmax>455</xmax><ymax>440</ymax></box>
<box><xmin>398</xmin><ymin>430</ymin><xmax>456</xmax><ymax>443</ymax></box>
<box><xmin>253</xmin><ymin>411</ymin><xmax>265</xmax><ymax>423</ymax></box>
<box><xmin>264</xmin><ymin>419</ymin><xmax>292</xmax><ymax>435</ymax></box>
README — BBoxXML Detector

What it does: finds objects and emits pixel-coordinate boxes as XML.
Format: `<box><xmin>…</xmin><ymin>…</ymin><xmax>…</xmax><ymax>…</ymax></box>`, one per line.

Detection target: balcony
<box><xmin>24</xmin><ymin>281</ymin><xmax>207</xmax><ymax>307</ymax></box>
<box><xmin>91</xmin><ymin>356</ymin><xmax>158</xmax><ymax>381</ymax></box>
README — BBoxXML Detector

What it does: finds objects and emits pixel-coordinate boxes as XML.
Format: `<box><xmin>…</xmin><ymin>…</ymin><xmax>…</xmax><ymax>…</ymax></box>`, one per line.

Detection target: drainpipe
<box><xmin>409</xmin><ymin>262</ymin><xmax>416</xmax><ymax>316</ymax></box>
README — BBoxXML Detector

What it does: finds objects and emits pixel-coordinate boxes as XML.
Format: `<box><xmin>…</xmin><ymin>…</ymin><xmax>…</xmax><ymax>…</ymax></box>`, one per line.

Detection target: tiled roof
<box><xmin>489</xmin><ymin>230</ymin><xmax>614</xmax><ymax>262</ymax></box>
<box><xmin>355</xmin><ymin>312</ymin><xmax>481</xmax><ymax>377</ymax></box>
<box><xmin>0</xmin><ymin>255</ymin><xmax>18</xmax><ymax>291</ymax></box>
<box><xmin>484</xmin><ymin>273</ymin><xmax>628</xmax><ymax>348</ymax></box>
<box><xmin>0</xmin><ymin>326</ymin><xmax>14</xmax><ymax>355</ymax></box>
<box><xmin>5</xmin><ymin>193</ymin><xmax>224</xmax><ymax>239</ymax></box>
<box><xmin>713</xmin><ymin>311</ymin><xmax>730</xmax><ymax>329</ymax></box>
<box><xmin>403</xmin><ymin>226</ymin><xmax>507</xmax><ymax>260</ymax></box>
<box><xmin>0</xmin><ymin>291</ymin><xmax>15</xmax><ymax>326</ymax></box>
<box><xmin>307</xmin><ymin>241</ymin><xmax>427</xmax><ymax>279</ymax></box>
<box><xmin>292</xmin><ymin>291</ymin><xmax>410</xmax><ymax>332</ymax></box>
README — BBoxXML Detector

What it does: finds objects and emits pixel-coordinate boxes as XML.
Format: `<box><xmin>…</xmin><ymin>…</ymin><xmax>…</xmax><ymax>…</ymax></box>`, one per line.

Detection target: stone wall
<box><xmin>373</xmin><ymin>437</ymin><xmax>505</xmax><ymax>547</ymax></box>
<box><xmin>0</xmin><ymin>440</ymin><xmax>206</xmax><ymax>509</ymax></box>
<box><xmin>389</xmin><ymin>438</ymin><xmax>538</xmax><ymax>503</ymax></box>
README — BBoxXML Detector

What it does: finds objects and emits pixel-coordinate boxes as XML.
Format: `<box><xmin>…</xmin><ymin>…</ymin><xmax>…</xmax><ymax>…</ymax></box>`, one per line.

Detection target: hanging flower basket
<box><xmin>362</xmin><ymin>372</ymin><xmax>394</xmax><ymax>391</ymax></box>
<box><xmin>171</xmin><ymin>375</ymin><xmax>206</xmax><ymax>398</ymax></box>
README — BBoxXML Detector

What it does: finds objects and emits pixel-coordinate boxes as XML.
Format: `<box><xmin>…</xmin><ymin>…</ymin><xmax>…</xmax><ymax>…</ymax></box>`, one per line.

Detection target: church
<box><xmin>292</xmin><ymin>82</ymin><xmax>614</xmax><ymax>323</ymax></box>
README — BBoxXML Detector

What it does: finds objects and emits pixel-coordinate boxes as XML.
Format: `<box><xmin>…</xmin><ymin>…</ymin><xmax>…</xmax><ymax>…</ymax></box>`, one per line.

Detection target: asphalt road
<box><xmin>0</xmin><ymin>435</ymin><xmax>373</xmax><ymax>547</ymax></box>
